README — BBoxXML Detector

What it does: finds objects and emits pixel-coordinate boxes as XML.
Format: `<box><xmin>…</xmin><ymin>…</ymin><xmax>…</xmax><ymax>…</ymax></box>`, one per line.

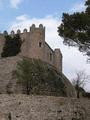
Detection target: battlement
<box><xmin>1</xmin><ymin>24</ymin><xmax>45</xmax><ymax>37</ymax></box>
<box><xmin>30</xmin><ymin>24</ymin><xmax>45</xmax><ymax>32</ymax></box>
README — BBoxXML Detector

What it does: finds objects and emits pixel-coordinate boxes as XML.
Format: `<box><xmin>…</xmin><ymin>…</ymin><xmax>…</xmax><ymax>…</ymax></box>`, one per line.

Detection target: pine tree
<box><xmin>58</xmin><ymin>0</ymin><xmax>90</xmax><ymax>60</ymax></box>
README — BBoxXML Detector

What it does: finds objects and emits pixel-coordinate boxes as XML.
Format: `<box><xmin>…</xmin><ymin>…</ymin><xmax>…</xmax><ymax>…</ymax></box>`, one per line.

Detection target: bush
<box><xmin>14</xmin><ymin>58</ymin><xmax>67</xmax><ymax>96</ymax></box>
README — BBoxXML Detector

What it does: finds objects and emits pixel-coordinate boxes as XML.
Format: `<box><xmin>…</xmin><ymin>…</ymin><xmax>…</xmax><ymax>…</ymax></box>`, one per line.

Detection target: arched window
<box><xmin>50</xmin><ymin>53</ymin><xmax>52</xmax><ymax>61</ymax></box>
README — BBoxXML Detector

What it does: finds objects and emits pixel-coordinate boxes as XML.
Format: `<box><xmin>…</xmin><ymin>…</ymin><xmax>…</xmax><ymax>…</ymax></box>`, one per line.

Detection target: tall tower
<box><xmin>19</xmin><ymin>28</ymin><xmax>31</xmax><ymax>57</ymax></box>
<box><xmin>54</xmin><ymin>49</ymin><xmax>62</xmax><ymax>72</ymax></box>
<box><xmin>29</xmin><ymin>24</ymin><xmax>45</xmax><ymax>61</ymax></box>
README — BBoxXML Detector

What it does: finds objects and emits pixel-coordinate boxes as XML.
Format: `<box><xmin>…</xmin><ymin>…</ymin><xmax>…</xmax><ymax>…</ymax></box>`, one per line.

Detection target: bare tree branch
<box><xmin>72</xmin><ymin>70</ymin><xmax>90</xmax><ymax>98</ymax></box>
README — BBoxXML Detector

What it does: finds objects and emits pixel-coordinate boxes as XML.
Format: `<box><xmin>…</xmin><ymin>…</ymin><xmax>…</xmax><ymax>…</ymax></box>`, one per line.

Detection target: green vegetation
<box><xmin>14</xmin><ymin>57</ymin><xmax>66</xmax><ymax>96</ymax></box>
<box><xmin>1</xmin><ymin>34</ymin><xmax>22</xmax><ymax>57</ymax></box>
<box><xmin>58</xmin><ymin>0</ymin><xmax>90</xmax><ymax>59</ymax></box>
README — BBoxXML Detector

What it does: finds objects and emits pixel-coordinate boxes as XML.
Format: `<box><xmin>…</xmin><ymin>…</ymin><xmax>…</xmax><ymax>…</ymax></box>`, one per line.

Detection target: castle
<box><xmin>0</xmin><ymin>24</ymin><xmax>62</xmax><ymax>72</ymax></box>
<box><xmin>0</xmin><ymin>25</ymin><xmax>90</xmax><ymax>120</ymax></box>
<box><xmin>0</xmin><ymin>24</ymin><xmax>76</xmax><ymax>97</ymax></box>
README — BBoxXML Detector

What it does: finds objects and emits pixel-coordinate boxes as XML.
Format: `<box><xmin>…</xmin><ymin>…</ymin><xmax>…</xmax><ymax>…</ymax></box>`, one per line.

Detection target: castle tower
<box><xmin>29</xmin><ymin>24</ymin><xmax>45</xmax><ymax>60</ymax></box>
<box><xmin>20</xmin><ymin>28</ymin><xmax>30</xmax><ymax>57</ymax></box>
<box><xmin>54</xmin><ymin>49</ymin><xmax>62</xmax><ymax>72</ymax></box>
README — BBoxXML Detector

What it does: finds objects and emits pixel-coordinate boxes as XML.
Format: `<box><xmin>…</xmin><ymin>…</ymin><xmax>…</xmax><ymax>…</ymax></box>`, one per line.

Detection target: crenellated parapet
<box><xmin>23</xmin><ymin>28</ymin><xmax>28</xmax><ymax>33</ymax></box>
<box><xmin>1</xmin><ymin>24</ymin><xmax>45</xmax><ymax>36</ymax></box>
<box><xmin>17</xmin><ymin>29</ymin><xmax>21</xmax><ymax>34</ymax></box>
<box><xmin>30</xmin><ymin>24</ymin><xmax>36</xmax><ymax>31</ymax></box>
<box><xmin>2</xmin><ymin>24</ymin><xmax>45</xmax><ymax>36</ymax></box>
<box><xmin>3</xmin><ymin>31</ymin><xmax>8</xmax><ymax>36</ymax></box>
<box><xmin>30</xmin><ymin>24</ymin><xmax>45</xmax><ymax>32</ymax></box>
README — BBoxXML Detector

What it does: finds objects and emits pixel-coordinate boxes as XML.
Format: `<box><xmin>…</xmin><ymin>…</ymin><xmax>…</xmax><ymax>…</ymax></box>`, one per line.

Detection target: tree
<box><xmin>14</xmin><ymin>57</ymin><xmax>67</xmax><ymax>96</ymax></box>
<box><xmin>14</xmin><ymin>58</ymin><xmax>36</xmax><ymax>95</ymax></box>
<box><xmin>58</xmin><ymin>0</ymin><xmax>90</xmax><ymax>61</ymax></box>
<box><xmin>14</xmin><ymin>58</ymin><xmax>48</xmax><ymax>95</ymax></box>
<box><xmin>1</xmin><ymin>34</ymin><xmax>22</xmax><ymax>57</ymax></box>
<box><xmin>72</xmin><ymin>70</ymin><xmax>89</xmax><ymax>98</ymax></box>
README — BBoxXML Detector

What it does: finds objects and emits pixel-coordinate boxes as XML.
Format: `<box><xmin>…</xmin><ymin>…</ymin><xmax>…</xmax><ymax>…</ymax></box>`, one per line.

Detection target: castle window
<box><xmin>50</xmin><ymin>53</ymin><xmax>52</xmax><ymax>61</ymax></box>
<box><xmin>39</xmin><ymin>42</ymin><xmax>42</xmax><ymax>47</ymax></box>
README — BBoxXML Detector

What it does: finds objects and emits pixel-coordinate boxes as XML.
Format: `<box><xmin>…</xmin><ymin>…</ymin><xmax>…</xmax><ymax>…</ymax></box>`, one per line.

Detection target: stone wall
<box><xmin>0</xmin><ymin>56</ymin><xmax>22</xmax><ymax>93</ymax></box>
<box><xmin>0</xmin><ymin>95</ymin><xmax>90</xmax><ymax>120</ymax></box>
<box><xmin>44</xmin><ymin>42</ymin><xmax>54</xmax><ymax>65</ymax></box>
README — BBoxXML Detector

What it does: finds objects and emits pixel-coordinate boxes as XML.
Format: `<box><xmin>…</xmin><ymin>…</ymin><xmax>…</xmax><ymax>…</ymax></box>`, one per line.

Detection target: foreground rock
<box><xmin>0</xmin><ymin>94</ymin><xmax>90</xmax><ymax>120</ymax></box>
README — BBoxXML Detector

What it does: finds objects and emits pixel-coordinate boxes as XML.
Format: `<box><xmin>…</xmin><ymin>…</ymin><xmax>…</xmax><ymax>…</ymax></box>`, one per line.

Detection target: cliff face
<box><xmin>0</xmin><ymin>56</ymin><xmax>76</xmax><ymax>97</ymax></box>
<box><xmin>0</xmin><ymin>95</ymin><xmax>90</xmax><ymax>120</ymax></box>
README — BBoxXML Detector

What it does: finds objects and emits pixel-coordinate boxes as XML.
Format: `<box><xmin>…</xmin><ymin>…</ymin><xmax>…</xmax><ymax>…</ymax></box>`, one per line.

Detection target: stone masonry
<box><xmin>0</xmin><ymin>94</ymin><xmax>90</xmax><ymax>120</ymax></box>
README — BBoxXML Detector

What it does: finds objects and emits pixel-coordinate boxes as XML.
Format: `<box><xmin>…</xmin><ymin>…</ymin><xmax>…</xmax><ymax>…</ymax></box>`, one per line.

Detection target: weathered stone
<box><xmin>0</xmin><ymin>95</ymin><xmax>89</xmax><ymax>120</ymax></box>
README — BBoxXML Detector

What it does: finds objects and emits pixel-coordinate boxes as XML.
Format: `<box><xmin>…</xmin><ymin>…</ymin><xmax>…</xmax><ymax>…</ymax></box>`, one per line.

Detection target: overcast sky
<box><xmin>0</xmin><ymin>0</ymin><xmax>90</xmax><ymax>92</ymax></box>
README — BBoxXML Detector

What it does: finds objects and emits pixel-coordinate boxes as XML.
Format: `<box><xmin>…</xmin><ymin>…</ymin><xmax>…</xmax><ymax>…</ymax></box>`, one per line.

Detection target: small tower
<box><xmin>54</xmin><ymin>49</ymin><xmax>62</xmax><ymax>72</ymax></box>
<box><xmin>29</xmin><ymin>24</ymin><xmax>45</xmax><ymax>60</ymax></box>
<box><xmin>19</xmin><ymin>27</ymin><xmax>29</xmax><ymax>57</ymax></box>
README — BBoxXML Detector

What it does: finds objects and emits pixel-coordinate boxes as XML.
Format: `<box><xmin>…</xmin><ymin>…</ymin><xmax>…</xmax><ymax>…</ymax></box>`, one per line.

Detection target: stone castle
<box><xmin>0</xmin><ymin>24</ymin><xmax>90</xmax><ymax>120</ymax></box>
<box><xmin>0</xmin><ymin>24</ymin><xmax>76</xmax><ymax>97</ymax></box>
<box><xmin>0</xmin><ymin>24</ymin><xmax>62</xmax><ymax>72</ymax></box>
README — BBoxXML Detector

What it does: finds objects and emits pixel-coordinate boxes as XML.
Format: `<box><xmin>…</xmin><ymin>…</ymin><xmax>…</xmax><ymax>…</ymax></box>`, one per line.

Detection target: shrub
<box><xmin>1</xmin><ymin>34</ymin><xmax>22</xmax><ymax>57</ymax></box>
<box><xmin>14</xmin><ymin>57</ymin><xmax>66</xmax><ymax>96</ymax></box>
